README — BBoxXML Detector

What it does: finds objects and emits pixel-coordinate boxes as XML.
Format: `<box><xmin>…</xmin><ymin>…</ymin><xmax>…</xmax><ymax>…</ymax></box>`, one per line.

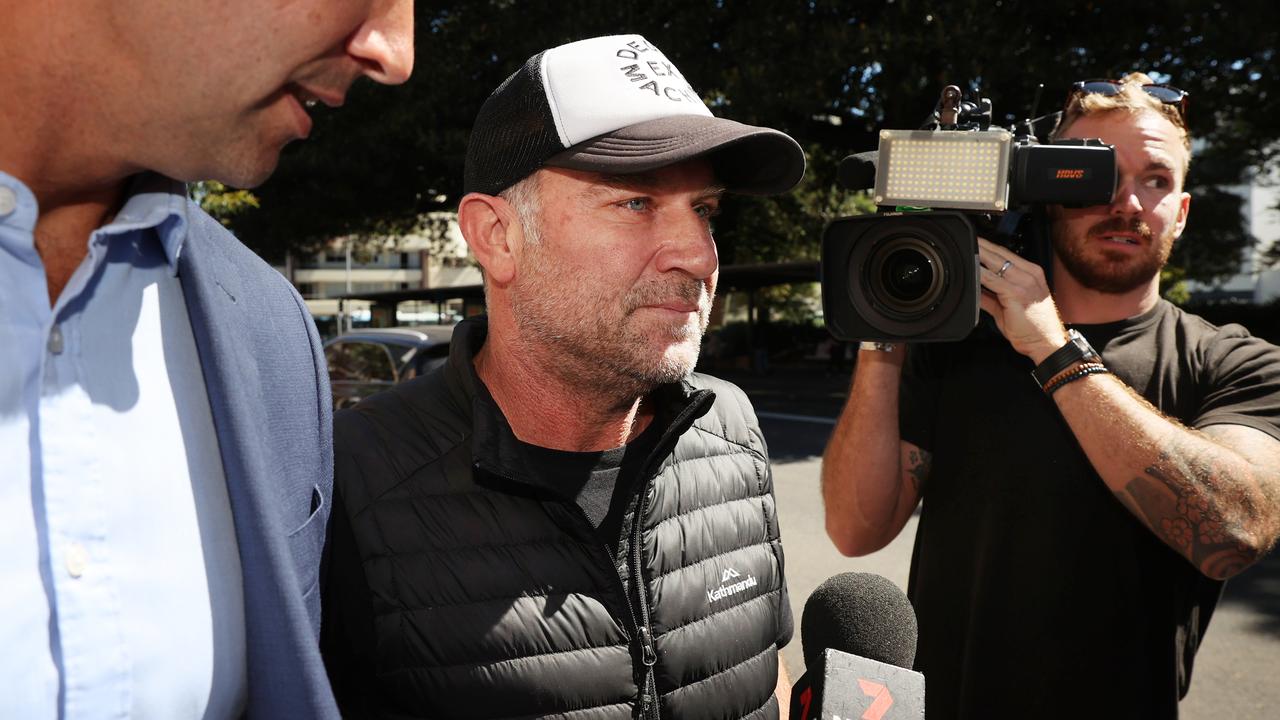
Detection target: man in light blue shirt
<box><xmin>0</xmin><ymin>1</ymin><xmax>415</xmax><ymax>717</ymax></box>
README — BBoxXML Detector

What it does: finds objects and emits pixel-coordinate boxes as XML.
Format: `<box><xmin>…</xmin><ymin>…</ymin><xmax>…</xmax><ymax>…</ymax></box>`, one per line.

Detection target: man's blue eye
<box><xmin>624</xmin><ymin>199</ymin><xmax>648</xmax><ymax>211</ymax></box>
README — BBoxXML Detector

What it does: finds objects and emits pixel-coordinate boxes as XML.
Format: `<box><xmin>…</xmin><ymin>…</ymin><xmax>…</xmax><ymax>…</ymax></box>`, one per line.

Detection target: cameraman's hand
<box><xmin>976</xmin><ymin>238</ymin><xmax>1069</xmax><ymax>364</ymax></box>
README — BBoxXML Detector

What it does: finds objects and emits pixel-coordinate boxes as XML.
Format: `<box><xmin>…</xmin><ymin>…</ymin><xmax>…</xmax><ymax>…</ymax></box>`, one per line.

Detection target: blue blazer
<box><xmin>178</xmin><ymin>202</ymin><xmax>339</xmax><ymax>719</ymax></box>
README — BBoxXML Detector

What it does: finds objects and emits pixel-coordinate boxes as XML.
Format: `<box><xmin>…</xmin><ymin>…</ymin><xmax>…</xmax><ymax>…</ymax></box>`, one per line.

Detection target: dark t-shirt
<box><xmin>517</xmin><ymin>415</ymin><xmax>664</xmax><ymax>556</ymax></box>
<box><xmin>899</xmin><ymin>300</ymin><xmax>1280</xmax><ymax>719</ymax></box>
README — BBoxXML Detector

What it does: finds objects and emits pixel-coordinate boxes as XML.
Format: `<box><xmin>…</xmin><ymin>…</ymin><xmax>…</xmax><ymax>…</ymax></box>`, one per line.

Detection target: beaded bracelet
<box><xmin>1044</xmin><ymin>361</ymin><xmax>1110</xmax><ymax>396</ymax></box>
<box><xmin>1042</xmin><ymin>359</ymin><xmax>1097</xmax><ymax>389</ymax></box>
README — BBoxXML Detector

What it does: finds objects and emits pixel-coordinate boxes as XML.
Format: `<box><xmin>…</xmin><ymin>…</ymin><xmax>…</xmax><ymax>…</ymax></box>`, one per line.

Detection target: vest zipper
<box><xmin>630</xmin><ymin>475</ymin><xmax>659</xmax><ymax>720</ymax></box>
<box><xmin>551</xmin><ymin>492</ymin><xmax>653</xmax><ymax>716</ymax></box>
<box><xmin>629</xmin><ymin>390</ymin><xmax>713</xmax><ymax>720</ymax></box>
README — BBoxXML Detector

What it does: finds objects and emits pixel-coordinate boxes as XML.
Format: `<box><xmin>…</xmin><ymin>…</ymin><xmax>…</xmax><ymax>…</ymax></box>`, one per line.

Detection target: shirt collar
<box><xmin>99</xmin><ymin>173</ymin><xmax>191</xmax><ymax>277</ymax></box>
<box><xmin>0</xmin><ymin>170</ymin><xmax>191</xmax><ymax>277</ymax></box>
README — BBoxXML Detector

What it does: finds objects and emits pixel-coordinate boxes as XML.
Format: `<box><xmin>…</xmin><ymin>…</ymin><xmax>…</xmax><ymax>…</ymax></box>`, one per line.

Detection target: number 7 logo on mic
<box><xmin>855</xmin><ymin>678</ymin><xmax>894</xmax><ymax>720</ymax></box>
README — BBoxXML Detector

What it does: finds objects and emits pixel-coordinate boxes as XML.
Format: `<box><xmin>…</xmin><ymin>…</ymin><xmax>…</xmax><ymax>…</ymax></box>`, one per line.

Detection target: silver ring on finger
<box><xmin>996</xmin><ymin>259</ymin><xmax>1013</xmax><ymax>278</ymax></box>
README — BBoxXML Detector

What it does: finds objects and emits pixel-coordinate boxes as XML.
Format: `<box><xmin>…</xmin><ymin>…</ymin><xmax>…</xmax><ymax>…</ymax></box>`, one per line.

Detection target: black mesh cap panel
<box><xmin>463</xmin><ymin>52</ymin><xmax>567</xmax><ymax>196</ymax></box>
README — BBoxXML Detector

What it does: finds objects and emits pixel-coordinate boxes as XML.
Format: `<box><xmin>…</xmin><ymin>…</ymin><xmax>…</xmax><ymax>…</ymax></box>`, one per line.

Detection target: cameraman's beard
<box><xmin>1052</xmin><ymin>215</ymin><xmax>1174</xmax><ymax>294</ymax></box>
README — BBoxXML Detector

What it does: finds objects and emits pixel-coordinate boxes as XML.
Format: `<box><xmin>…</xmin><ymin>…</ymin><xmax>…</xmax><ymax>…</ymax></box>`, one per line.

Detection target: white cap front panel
<box><xmin>540</xmin><ymin>34</ymin><xmax>714</xmax><ymax>147</ymax></box>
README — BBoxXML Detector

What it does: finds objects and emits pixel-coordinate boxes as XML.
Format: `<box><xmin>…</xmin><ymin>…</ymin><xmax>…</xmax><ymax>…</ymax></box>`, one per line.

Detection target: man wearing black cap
<box><xmin>321</xmin><ymin>35</ymin><xmax>806</xmax><ymax>718</ymax></box>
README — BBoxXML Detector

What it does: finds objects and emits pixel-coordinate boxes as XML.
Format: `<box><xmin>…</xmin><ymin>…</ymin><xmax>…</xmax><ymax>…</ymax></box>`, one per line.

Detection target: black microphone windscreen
<box><xmin>800</xmin><ymin>572</ymin><xmax>918</xmax><ymax>671</ymax></box>
<box><xmin>837</xmin><ymin>151</ymin><xmax>879</xmax><ymax>191</ymax></box>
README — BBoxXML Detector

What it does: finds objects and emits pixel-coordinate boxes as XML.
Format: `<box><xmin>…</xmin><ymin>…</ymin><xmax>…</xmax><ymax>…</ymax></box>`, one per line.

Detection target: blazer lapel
<box><xmin>177</xmin><ymin>205</ymin><xmax>338</xmax><ymax>718</ymax></box>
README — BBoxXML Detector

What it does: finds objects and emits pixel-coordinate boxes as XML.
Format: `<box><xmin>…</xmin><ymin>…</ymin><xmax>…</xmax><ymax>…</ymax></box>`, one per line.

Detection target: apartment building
<box><xmin>276</xmin><ymin>213</ymin><xmax>480</xmax><ymax>335</ymax></box>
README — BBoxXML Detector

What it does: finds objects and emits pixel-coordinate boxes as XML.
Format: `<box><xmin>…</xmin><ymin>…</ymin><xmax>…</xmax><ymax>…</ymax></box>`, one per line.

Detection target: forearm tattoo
<box><xmin>1118</xmin><ymin>440</ymin><xmax>1257</xmax><ymax>578</ymax></box>
<box><xmin>905</xmin><ymin>448</ymin><xmax>932</xmax><ymax>495</ymax></box>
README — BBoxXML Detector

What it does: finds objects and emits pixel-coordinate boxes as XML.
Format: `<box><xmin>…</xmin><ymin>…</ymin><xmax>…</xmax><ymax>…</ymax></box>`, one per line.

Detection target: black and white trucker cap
<box><xmin>464</xmin><ymin>34</ymin><xmax>806</xmax><ymax>197</ymax></box>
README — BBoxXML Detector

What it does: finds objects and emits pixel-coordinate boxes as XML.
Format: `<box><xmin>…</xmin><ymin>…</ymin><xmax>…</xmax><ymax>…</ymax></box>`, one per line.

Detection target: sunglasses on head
<box><xmin>1069</xmin><ymin>79</ymin><xmax>1189</xmax><ymax>118</ymax></box>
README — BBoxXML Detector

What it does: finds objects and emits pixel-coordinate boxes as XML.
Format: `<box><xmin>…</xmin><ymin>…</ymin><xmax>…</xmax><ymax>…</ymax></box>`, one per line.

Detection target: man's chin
<box><xmin>186</xmin><ymin>138</ymin><xmax>289</xmax><ymax>189</ymax></box>
<box><xmin>1066</xmin><ymin>260</ymin><xmax>1159</xmax><ymax>294</ymax></box>
<box><xmin>655</xmin><ymin>343</ymin><xmax>701</xmax><ymax>379</ymax></box>
<box><xmin>218</xmin><ymin>154</ymin><xmax>283</xmax><ymax>190</ymax></box>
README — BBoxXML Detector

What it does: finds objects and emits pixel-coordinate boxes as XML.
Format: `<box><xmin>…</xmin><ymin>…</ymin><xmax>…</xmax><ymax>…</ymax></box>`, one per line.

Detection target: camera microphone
<box><xmin>837</xmin><ymin>151</ymin><xmax>880</xmax><ymax>192</ymax></box>
<box><xmin>790</xmin><ymin>573</ymin><xmax>926</xmax><ymax>719</ymax></box>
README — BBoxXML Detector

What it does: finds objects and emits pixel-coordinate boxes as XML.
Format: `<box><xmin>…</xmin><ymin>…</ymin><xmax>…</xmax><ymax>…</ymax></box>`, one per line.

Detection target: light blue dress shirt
<box><xmin>0</xmin><ymin>172</ymin><xmax>247</xmax><ymax>718</ymax></box>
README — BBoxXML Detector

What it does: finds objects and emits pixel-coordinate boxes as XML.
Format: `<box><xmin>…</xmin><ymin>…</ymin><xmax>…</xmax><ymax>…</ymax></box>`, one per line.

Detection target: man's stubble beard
<box><xmin>510</xmin><ymin>233</ymin><xmax>711</xmax><ymax>400</ymax></box>
<box><xmin>1051</xmin><ymin>213</ymin><xmax>1175</xmax><ymax>294</ymax></box>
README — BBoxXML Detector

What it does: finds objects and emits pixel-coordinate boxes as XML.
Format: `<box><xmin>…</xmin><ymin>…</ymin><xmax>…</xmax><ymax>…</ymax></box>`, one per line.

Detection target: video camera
<box><xmin>820</xmin><ymin>85</ymin><xmax>1117</xmax><ymax>341</ymax></box>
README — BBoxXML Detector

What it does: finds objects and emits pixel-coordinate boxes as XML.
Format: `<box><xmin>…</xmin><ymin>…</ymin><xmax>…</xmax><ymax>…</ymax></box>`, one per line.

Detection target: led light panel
<box><xmin>874</xmin><ymin>129</ymin><xmax>1012</xmax><ymax>211</ymax></box>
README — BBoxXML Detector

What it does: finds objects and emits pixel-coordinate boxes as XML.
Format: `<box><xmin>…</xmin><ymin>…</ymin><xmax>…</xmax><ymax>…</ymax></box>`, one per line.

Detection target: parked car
<box><xmin>323</xmin><ymin>325</ymin><xmax>455</xmax><ymax>409</ymax></box>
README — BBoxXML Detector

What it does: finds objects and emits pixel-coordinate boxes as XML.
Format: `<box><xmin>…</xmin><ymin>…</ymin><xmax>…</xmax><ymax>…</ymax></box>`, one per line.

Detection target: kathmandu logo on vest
<box><xmin>707</xmin><ymin>566</ymin><xmax>758</xmax><ymax>604</ymax></box>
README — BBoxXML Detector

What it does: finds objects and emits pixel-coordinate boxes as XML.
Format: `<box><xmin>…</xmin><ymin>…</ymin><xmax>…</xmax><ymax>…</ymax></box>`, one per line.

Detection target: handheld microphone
<box><xmin>837</xmin><ymin>151</ymin><xmax>879</xmax><ymax>192</ymax></box>
<box><xmin>790</xmin><ymin>573</ymin><xmax>925</xmax><ymax>720</ymax></box>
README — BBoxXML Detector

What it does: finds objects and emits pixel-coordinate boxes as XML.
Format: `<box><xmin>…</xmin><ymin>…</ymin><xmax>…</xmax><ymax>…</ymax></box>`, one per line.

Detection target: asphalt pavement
<box><xmin>714</xmin><ymin>364</ymin><xmax>1280</xmax><ymax>719</ymax></box>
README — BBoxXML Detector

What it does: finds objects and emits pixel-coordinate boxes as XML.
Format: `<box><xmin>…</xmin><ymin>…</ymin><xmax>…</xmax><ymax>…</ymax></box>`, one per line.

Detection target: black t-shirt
<box><xmin>899</xmin><ymin>300</ymin><xmax>1280</xmax><ymax>719</ymax></box>
<box><xmin>517</xmin><ymin>414</ymin><xmax>664</xmax><ymax>556</ymax></box>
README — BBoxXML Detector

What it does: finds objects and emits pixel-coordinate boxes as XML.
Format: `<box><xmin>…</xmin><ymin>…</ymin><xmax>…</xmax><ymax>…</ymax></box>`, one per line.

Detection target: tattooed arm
<box><xmin>1053</xmin><ymin>374</ymin><xmax>1280</xmax><ymax>580</ymax></box>
<box><xmin>822</xmin><ymin>344</ymin><xmax>930</xmax><ymax>556</ymax></box>
<box><xmin>970</xmin><ymin>237</ymin><xmax>1280</xmax><ymax>579</ymax></box>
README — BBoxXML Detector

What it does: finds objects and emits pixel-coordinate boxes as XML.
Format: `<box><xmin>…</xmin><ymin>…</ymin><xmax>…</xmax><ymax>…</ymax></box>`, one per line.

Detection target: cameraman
<box><xmin>822</xmin><ymin>74</ymin><xmax>1280</xmax><ymax>719</ymax></box>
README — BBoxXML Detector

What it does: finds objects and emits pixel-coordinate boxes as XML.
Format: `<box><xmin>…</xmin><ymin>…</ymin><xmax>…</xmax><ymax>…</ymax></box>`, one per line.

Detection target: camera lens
<box><xmin>823</xmin><ymin>211</ymin><xmax>977</xmax><ymax>341</ymax></box>
<box><xmin>882</xmin><ymin>248</ymin><xmax>934</xmax><ymax>303</ymax></box>
<box><xmin>866</xmin><ymin>235</ymin><xmax>947</xmax><ymax>318</ymax></box>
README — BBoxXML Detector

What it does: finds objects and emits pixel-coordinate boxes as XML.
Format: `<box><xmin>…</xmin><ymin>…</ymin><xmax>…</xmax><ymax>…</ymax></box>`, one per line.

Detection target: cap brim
<box><xmin>545</xmin><ymin>115</ymin><xmax>806</xmax><ymax>196</ymax></box>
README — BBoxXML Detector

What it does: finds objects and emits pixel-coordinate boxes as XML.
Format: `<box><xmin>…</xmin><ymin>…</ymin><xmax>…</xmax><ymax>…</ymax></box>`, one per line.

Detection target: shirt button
<box><xmin>0</xmin><ymin>186</ymin><xmax>16</xmax><ymax>217</ymax></box>
<box><xmin>48</xmin><ymin>325</ymin><xmax>64</xmax><ymax>355</ymax></box>
<box><xmin>65</xmin><ymin>543</ymin><xmax>89</xmax><ymax>578</ymax></box>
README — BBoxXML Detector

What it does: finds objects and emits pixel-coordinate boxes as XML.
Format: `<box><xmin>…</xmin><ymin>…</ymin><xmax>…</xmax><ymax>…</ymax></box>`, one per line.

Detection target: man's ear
<box><xmin>1172</xmin><ymin>190</ymin><xmax>1191</xmax><ymax>239</ymax></box>
<box><xmin>458</xmin><ymin>192</ymin><xmax>519</xmax><ymax>285</ymax></box>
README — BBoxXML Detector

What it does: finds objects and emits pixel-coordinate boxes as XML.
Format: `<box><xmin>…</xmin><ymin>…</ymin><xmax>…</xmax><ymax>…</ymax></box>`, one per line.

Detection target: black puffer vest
<box><xmin>332</xmin><ymin>318</ymin><xmax>787</xmax><ymax>719</ymax></box>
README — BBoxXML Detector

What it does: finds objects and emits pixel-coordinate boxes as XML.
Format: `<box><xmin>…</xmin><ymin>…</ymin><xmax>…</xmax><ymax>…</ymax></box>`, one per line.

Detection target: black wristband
<box><xmin>1031</xmin><ymin>330</ymin><xmax>1100</xmax><ymax>388</ymax></box>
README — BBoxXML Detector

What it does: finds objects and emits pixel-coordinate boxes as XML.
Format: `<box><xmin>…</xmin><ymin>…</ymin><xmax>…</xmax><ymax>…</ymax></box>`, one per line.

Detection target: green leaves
<box><xmin>191</xmin><ymin>181</ymin><xmax>259</xmax><ymax>227</ymax></box>
<box><xmin>218</xmin><ymin>0</ymin><xmax>1277</xmax><ymax>287</ymax></box>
